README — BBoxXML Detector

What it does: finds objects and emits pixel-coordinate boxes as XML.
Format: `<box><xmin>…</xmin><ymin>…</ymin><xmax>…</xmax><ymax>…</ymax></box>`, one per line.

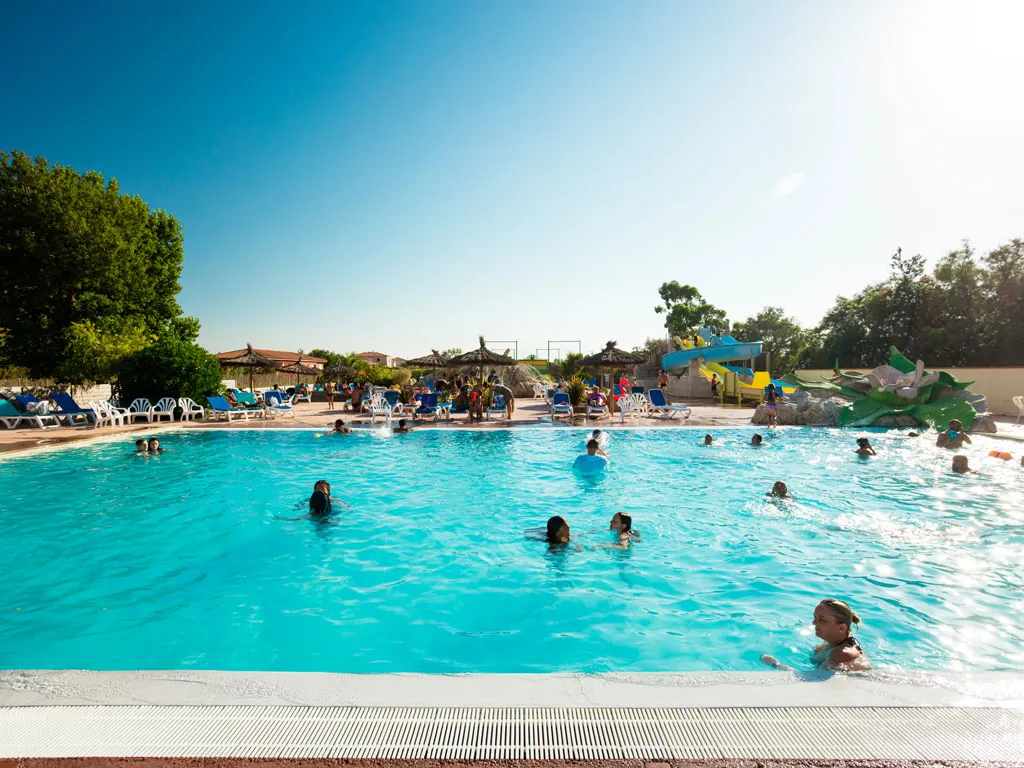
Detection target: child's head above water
<box><xmin>704</xmin><ymin>434</ymin><xmax>713</xmax><ymax>445</ymax></box>
<box><xmin>751</xmin><ymin>433</ymin><xmax>763</xmax><ymax>445</ymax></box>
<box><xmin>610</xmin><ymin>512</ymin><xmax>632</xmax><ymax>533</ymax></box>
<box><xmin>952</xmin><ymin>454</ymin><xmax>971</xmax><ymax>474</ymax></box>
<box><xmin>586</xmin><ymin>439</ymin><xmax>600</xmax><ymax>454</ymax></box>
<box><xmin>135</xmin><ymin>439</ymin><xmax>147</xmax><ymax>451</ymax></box>
<box><xmin>771</xmin><ymin>481</ymin><xmax>788</xmax><ymax>497</ymax></box>
<box><xmin>546</xmin><ymin>515</ymin><xmax>570</xmax><ymax>544</ymax></box>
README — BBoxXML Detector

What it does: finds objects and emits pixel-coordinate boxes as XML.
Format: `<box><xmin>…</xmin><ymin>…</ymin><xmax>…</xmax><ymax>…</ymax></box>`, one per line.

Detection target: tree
<box><xmin>441</xmin><ymin>347</ymin><xmax>463</xmax><ymax>359</ymax></box>
<box><xmin>654</xmin><ymin>282</ymin><xmax>728</xmax><ymax>337</ymax></box>
<box><xmin>308</xmin><ymin>348</ymin><xmax>346</xmax><ymax>370</ymax></box>
<box><xmin>0</xmin><ymin>151</ymin><xmax>199</xmax><ymax>379</ymax></box>
<box><xmin>560</xmin><ymin>351</ymin><xmax>584</xmax><ymax>378</ymax></box>
<box><xmin>117</xmin><ymin>340</ymin><xmax>223</xmax><ymax>407</ymax></box>
<box><xmin>732</xmin><ymin>307</ymin><xmax>808</xmax><ymax>376</ymax></box>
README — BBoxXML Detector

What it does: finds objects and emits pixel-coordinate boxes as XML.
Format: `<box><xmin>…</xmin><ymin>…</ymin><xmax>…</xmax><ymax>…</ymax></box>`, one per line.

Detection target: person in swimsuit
<box><xmin>147</xmin><ymin>438</ymin><xmax>167</xmax><ymax>454</ymax></box>
<box><xmin>952</xmin><ymin>454</ymin><xmax>977</xmax><ymax>474</ymax></box>
<box><xmin>328</xmin><ymin>419</ymin><xmax>352</xmax><ymax>434</ymax></box>
<box><xmin>854</xmin><ymin>437</ymin><xmax>877</xmax><ymax>456</ymax></box>
<box><xmin>764</xmin><ymin>383</ymin><xmax>780</xmax><ymax>426</ymax></box>
<box><xmin>657</xmin><ymin>369</ymin><xmax>669</xmax><ymax>390</ymax></box>
<box><xmin>134</xmin><ymin>438</ymin><xmax>148</xmax><ymax>454</ymax></box>
<box><xmin>545</xmin><ymin>515</ymin><xmax>572</xmax><ymax>549</ymax></box>
<box><xmin>769</xmin><ymin>481</ymin><xmax>789</xmax><ymax>498</ymax></box>
<box><xmin>324</xmin><ymin>380</ymin><xmax>336</xmax><ymax>410</ymax></box>
<box><xmin>710</xmin><ymin>373</ymin><xmax>719</xmax><ymax>400</ymax></box>
<box><xmin>605</xmin><ymin>512</ymin><xmax>640</xmax><ymax>548</ymax></box>
<box><xmin>393</xmin><ymin>418</ymin><xmax>413</xmax><ymax>434</ymax></box>
<box><xmin>469</xmin><ymin>384</ymin><xmax>484</xmax><ymax>422</ymax></box>
<box><xmin>703</xmin><ymin>434</ymin><xmax>714</xmax><ymax>446</ymax></box>
<box><xmin>761</xmin><ymin>598</ymin><xmax>869</xmax><ymax>671</ymax></box>
<box><xmin>751</xmin><ymin>433</ymin><xmax>763</xmax><ymax>446</ymax></box>
<box><xmin>937</xmin><ymin>419</ymin><xmax>972</xmax><ymax>450</ymax></box>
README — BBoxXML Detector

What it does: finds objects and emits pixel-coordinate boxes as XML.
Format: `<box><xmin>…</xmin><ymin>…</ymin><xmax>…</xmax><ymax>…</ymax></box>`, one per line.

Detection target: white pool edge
<box><xmin>3</xmin><ymin>669</ymin><xmax>1024</xmax><ymax>709</ymax></box>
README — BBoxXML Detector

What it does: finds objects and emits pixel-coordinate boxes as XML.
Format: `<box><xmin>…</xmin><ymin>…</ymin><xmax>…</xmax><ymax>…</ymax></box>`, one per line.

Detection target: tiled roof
<box><xmin>215</xmin><ymin>348</ymin><xmax>327</xmax><ymax>364</ymax></box>
<box><xmin>357</xmin><ymin>351</ymin><xmax>389</xmax><ymax>357</ymax></box>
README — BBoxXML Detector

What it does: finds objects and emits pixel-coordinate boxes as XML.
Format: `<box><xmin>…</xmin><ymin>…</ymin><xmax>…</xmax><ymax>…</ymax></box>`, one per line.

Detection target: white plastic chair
<box><xmin>618</xmin><ymin>393</ymin><xmax>649</xmax><ymax>423</ymax></box>
<box><xmin>532</xmin><ymin>383</ymin><xmax>546</xmax><ymax>399</ymax></box>
<box><xmin>152</xmin><ymin>397</ymin><xmax>177</xmax><ymax>422</ymax></box>
<box><xmin>101</xmin><ymin>400</ymin><xmax>130</xmax><ymax>426</ymax></box>
<box><xmin>1014</xmin><ymin>395</ymin><xmax>1024</xmax><ymax>424</ymax></box>
<box><xmin>127</xmin><ymin>398</ymin><xmax>154</xmax><ymax>423</ymax></box>
<box><xmin>178</xmin><ymin>397</ymin><xmax>205</xmax><ymax>422</ymax></box>
<box><xmin>367</xmin><ymin>393</ymin><xmax>392</xmax><ymax>424</ymax></box>
<box><xmin>89</xmin><ymin>401</ymin><xmax>113</xmax><ymax>429</ymax></box>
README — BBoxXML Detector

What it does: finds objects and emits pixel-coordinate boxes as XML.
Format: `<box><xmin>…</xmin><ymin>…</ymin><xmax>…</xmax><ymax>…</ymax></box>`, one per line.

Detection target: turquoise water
<box><xmin>1</xmin><ymin>427</ymin><xmax>1022</xmax><ymax>673</ymax></box>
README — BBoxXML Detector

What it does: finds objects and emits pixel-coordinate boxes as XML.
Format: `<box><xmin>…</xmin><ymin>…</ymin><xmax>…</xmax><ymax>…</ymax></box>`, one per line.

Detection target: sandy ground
<box><xmin>0</xmin><ymin>398</ymin><xmax>756</xmax><ymax>456</ymax></box>
<box><xmin>2</xmin><ymin>397</ymin><xmax>1022</xmax><ymax>458</ymax></box>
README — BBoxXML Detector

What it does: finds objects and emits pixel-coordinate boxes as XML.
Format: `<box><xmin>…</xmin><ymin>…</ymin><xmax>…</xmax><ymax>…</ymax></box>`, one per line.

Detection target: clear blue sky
<box><xmin>4</xmin><ymin>0</ymin><xmax>1023</xmax><ymax>360</ymax></box>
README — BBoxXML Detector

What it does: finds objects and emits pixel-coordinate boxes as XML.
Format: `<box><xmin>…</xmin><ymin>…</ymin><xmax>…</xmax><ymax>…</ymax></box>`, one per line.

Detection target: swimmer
<box><xmin>768</xmin><ymin>481</ymin><xmax>789</xmax><ymax>498</ymax></box>
<box><xmin>606</xmin><ymin>511</ymin><xmax>640</xmax><ymax>547</ymax></box>
<box><xmin>751</xmin><ymin>433</ymin><xmax>763</xmax><ymax>446</ymax></box>
<box><xmin>937</xmin><ymin>419</ymin><xmax>972</xmax><ymax>450</ymax></box>
<box><xmin>133</xmin><ymin>438</ymin><xmax>148</xmax><ymax>454</ymax></box>
<box><xmin>573</xmin><ymin>439</ymin><xmax>609</xmax><ymax>474</ymax></box>
<box><xmin>952</xmin><ymin>454</ymin><xmax>977</xmax><ymax>474</ymax></box>
<box><xmin>147</xmin><ymin>437</ymin><xmax>167</xmax><ymax>454</ymax></box>
<box><xmin>761</xmin><ymin>599</ymin><xmax>870</xmax><ymax>672</ymax></box>
<box><xmin>591</xmin><ymin>429</ymin><xmax>609</xmax><ymax>448</ymax></box>
<box><xmin>854</xmin><ymin>437</ymin><xmax>876</xmax><ymax>456</ymax></box>
<box><xmin>278</xmin><ymin>480</ymin><xmax>338</xmax><ymax>521</ymax></box>
<box><xmin>545</xmin><ymin>515</ymin><xmax>572</xmax><ymax>549</ymax></box>
<box><xmin>703</xmin><ymin>434</ymin><xmax>713</xmax><ymax>446</ymax></box>
<box><xmin>329</xmin><ymin>419</ymin><xmax>352</xmax><ymax>435</ymax></box>
<box><xmin>393</xmin><ymin>418</ymin><xmax>413</xmax><ymax>434</ymax></box>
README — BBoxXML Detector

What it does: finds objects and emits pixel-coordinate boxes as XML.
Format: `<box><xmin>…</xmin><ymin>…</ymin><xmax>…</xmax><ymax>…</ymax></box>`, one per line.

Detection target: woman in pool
<box><xmin>854</xmin><ymin>437</ymin><xmax>877</xmax><ymax>456</ymax></box>
<box><xmin>546</xmin><ymin>515</ymin><xmax>572</xmax><ymax>549</ymax></box>
<box><xmin>761</xmin><ymin>599</ymin><xmax>869</xmax><ymax>672</ymax></box>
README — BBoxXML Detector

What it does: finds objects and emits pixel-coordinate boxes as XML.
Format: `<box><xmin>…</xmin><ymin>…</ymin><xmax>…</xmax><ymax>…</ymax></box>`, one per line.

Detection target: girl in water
<box><xmin>761</xmin><ymin>599</ymin><xmax>869</xmax><ymax>671</ymax></box>
<box><xmin>606</xmin><ymin>512</ymin><xmax>640</xmax><ymax>548</ymax></box>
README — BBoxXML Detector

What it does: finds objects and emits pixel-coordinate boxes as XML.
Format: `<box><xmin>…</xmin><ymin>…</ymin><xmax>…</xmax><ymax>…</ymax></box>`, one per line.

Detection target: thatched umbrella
<box><xmin>278</xmin><ymin>357</ymin><xmax>321</xmax><ymax>385</ymax></box>
<box><xmin>323</xmin><ymin>364</ymin><xmax>357</xmax><ymax>382</ymax></box>
<box><xmin>219</xmin><ymin>343</ymin><xmax>276</xmax><ymax>392</ymax></box>
<box><xmin>448</xmin><ymin>336</ymin><xmax>516</xmax><ymax>381</ymax></box>
<box><xmin>405</xmin><ymin>350</ymin><xmax>450</xmax><ymax>369</ymax></box>
<box><xmin>581</xmin><ymin>341</ymin><xmax>645</xmax><ymax>409</ymax></box>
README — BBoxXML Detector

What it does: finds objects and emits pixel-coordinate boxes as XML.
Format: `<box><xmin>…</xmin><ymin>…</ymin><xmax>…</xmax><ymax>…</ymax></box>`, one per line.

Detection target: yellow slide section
<box><xmin>677</xmin><ymin>338</ymin><xmax>792</xmax><ymax>399</ymax></box>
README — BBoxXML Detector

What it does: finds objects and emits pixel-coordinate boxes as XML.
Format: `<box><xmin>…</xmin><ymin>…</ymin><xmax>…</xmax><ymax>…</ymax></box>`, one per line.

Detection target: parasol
<box><xmin>219</xmin><ymin>343</ymin><xmax>276</xmax><ymax>393</ymax></box>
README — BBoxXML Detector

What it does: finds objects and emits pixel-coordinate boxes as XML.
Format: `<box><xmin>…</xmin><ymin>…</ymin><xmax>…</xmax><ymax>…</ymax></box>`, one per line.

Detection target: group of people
<box><xmin>132</xmin><ymin>437</ymin><xmax>166</xmax><ymax>455</ymax></box>
<box><xmin>850</xmin><ymin>419</ymin><xmax>1020</xmax><ymax>474</ymax></box>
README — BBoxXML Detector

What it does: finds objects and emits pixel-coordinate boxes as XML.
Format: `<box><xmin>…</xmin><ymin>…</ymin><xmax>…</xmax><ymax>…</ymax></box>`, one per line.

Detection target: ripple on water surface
<box><xmin>0</xmin><ymin>426</ymin><xmax>1022</xmax><ymax>673</ymax></box>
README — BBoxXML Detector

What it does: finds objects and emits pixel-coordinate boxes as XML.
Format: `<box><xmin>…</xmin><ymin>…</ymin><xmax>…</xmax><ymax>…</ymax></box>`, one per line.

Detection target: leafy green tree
<box><xmin>560</xmin><ymin>351</ymin><xmax>584</xmax><ymax>378</ymax></box>
<box><xmin>981</xmin><ymin>238</ymin><xmax>1024</xmax><ymax>365</ymax></box>
<box><xmin>0</xmin><ymin>151</ymin><xmax>199</xmax><ymax>379</ymax></box>
<box><xmin>654</xmin><ymin>282</ymin><xmax>728</xmax><ymax>337</ymax></box>
<box><xmin>117</xmin><ymin>340</ymin><xmax>223</xmax><ymax>407</ymax></box>
<box><xmin>308</xmin><ymin>348</ymin><xmax>346</xmax><ymax>369</ymax></box>
<box><xmin>732</xmin><ymin>307</ymin><xmax>808</xmax><ymax>376</ymax></box>
<box><xmin>59</xmin><ymin>318</ymin><xmax>153</xmax><ymax>384</ymax></box>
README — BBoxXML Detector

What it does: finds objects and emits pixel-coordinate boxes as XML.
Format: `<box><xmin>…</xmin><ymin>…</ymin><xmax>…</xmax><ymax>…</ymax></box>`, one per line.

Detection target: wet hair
<box><xmin>952</xmin><ymin>454</ymin><xmax>970</xmax><ymax>472</ymax></box>
<box><xmin>135</xmin><ymin>439</ymin><xmax>147</xmax><ymax>447</ymax></box>
<box><xmin>856</xmin><ymin>437</ymin><xmax>869</xmax><ymax>445</ymax></box>
<box><xmin>771</xmin><ymin>481</ymin><xmax>788</xmax><ymax>497</ymax></box>
<box><xmin>592</xmin><ymin>429</ymin><xmax>602</xmax><ymax>437</ymax></box>
<box><xmin>751</xmin><ymin>433</ymin><xmax>763</xmax><ymax>445</ymax></box>
<box><xmin>398</xmin><ymin>419</ymin><xmax>407</xmax><ymax>428</ymax></box>
<box><xmin>309</xmin><ymin>489</ymin><xmax>331</xmax><ymax>518</ymax></box>
<box><xmin>546</xmin><ymin>515</ymin><xmax>568</xmax><ymax>543</ymax></box>
<box><xmin>334</xmin><ymin>419</ymin><xmax>344</xmax><ymax>427</ymax></box>
<box><xmin>586</xmin><ymin>439</ymin><xmax>599</xmax><ymax>450</ymax></box>
<box><xmin>704</xmin><ymin>434</ymin><xmax>713</xmax><ymax>444</ymax></box>
<box><xmin>616</xmin><ymin>513</ymin><xmax>633</xmax><ymax>532</ymax></box>
<box><xmin>818</xmin><ymin>598</ymin><xmax>860</xmax><ymax>631</ymax></box>
<box><xmin>147</xmin><ymin>438</ymin><xmax>159</xmax><ymax>447</ymax></box>
<box><xmin>948</xmin><ymin>419</ymin><xmax>963</xmax><ymax>430</ymax></box>
<box><xmin>314</xmin><ymin>479</ymin><xmax>330</xmax><ymax>495</ymax></box>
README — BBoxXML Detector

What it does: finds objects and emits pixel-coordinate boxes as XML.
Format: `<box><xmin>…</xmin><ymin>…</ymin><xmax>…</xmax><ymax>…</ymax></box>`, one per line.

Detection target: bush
<box><xmin>117</xmin><ymin>340</ymin><xmax>223</xmax><ymax>407</ymax></box>
<box><xmin>567</xmin><ymin>375</ymin><xmax>588</xmax><ymax>406</ymax></box>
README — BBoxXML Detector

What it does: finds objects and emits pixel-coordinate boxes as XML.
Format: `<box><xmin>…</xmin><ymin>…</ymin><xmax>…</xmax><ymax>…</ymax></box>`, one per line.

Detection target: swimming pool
<box><xmin>1</xmin><ymin>427</ymin><xmax>1022</xmax><ymax>674</ymax></box>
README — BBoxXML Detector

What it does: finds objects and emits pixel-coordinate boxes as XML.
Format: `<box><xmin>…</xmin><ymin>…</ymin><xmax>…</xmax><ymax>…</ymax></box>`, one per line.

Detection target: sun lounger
<box><xmin>0</xmin><ymin>398</ymin><xmax>59</xmax><ymax>429</ymax></box>
<box><xmin>264</xmin><ymin>391</ymin><xmax>295</xmax><ymax>418</ymax></box>
<box><xmin>585</xmin><ymin>396</ymin><xmax>609</xmax><ymax>420</ymax></box>
<box><xmin>551</xmin><ymin>392</ymin><xmax>573</xmax><ymax>421</ymax></box>
<box><xmin>487</xmin><ymin>394</ymin><xmax>508</xmax><ymax>420</ymax></box>
<box><xmin>648</xmin><ymin>388</ymin><xmax>691</xmax><ymax>420</ymax></box>
<box><xmin>10</xmin><ymin>394</ymin><xmax>61</xmax><ymax>428</ymax></box>
<box><xmin>414</xmin><ymin>393</ymin><xmax>440</xmax><ymax>422</ymax></box>
<box><xmin>50</xmin><ymin>392</ymin><xmax>97</xmax><ymax>426</ymax></box>
<box><xmin>206</xmin><ymin>395</ymin><xmax>260</xmax><ymax>422</ymax></box>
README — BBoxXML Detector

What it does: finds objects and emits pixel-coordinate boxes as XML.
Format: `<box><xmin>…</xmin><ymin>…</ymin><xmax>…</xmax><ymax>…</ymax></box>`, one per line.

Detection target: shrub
<box><xmin>117</xmin><ymin>340</ymin><xmax>223</xmax><ymax>407</ymax></box>
<box><xmin>567</xmin><ymin>375</ymin><xmax>588</xmax><ymax>406</ymax></box>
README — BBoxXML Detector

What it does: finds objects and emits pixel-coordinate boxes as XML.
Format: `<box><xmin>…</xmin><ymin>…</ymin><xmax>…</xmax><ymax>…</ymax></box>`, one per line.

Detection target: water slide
<box><xmin>661</xmin><ymin>329</ymin><xmax>794</xmax><ymax>398</ymax></box>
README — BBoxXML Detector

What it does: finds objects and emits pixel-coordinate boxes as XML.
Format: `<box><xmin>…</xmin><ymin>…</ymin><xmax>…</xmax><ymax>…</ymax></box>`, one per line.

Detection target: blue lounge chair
<box><xmin>414</xmin><ymin>392</ymin><xmax>439</xmax><ymax>422</ymax></box>
<box><xmin>50</xmin><ymin>392</ymin><xmax>96</xmax><ymax>426</ymax></box>
<box><xmin>487</xmin><ymin>393</ymin><xmax>507</xmax><ymax>421</ymax></box>
<box><xmin>264</xmin><ymin>391</ymin><xmax>295</xmax><ymax>418</ymax></box>
<box><xmin>648</xmin><ymin>388</ymin><xmax>691</xmax><ymax>420</ymax></box>
<box><xmin>551</xmin><ymin>392</ymin><xmax>573</xmax><ymax>421</ymax></box>
<box><xmin>206</xmin><ymin>395</ymin><xmax>261</xmax><ymax>422</ymax></box>
<box><xmin>0</xmin><ymin>398</ymin><xmax>59</xmax><ymax>429</ymax></box>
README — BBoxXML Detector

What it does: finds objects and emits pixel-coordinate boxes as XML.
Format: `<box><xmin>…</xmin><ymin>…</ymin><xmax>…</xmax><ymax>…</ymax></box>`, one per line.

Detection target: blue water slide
<box><xmin>662</xmin><ymin>340</ymin><xmax>763</xmax><ymax>371</ymax></box>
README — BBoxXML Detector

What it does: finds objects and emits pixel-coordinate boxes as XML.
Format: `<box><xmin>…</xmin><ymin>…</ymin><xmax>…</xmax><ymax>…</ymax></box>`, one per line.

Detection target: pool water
<box><xmin>1</xmin><ymin>427</ymin><xmax>1022</xmax><ymax>674</ymax></box>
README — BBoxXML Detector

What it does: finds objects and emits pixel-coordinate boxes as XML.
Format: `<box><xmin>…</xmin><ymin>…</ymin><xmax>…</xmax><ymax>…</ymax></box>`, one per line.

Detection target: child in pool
<box><xmin>854</xmin><ymin>437</ymin><xmax>876</xmax><ymax>456</ymax></box>
<box><xmin>761</xmin><ymin>599</ymin><xmax>870</xmax><ymax>672</ymax></box>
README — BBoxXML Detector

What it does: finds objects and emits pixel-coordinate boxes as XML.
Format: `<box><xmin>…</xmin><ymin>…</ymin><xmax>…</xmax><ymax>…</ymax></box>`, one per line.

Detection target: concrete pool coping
<box><xmin>3</xmin><ymin>670</ymin><xmax>1024</xmax><ymax>709</ymax></box>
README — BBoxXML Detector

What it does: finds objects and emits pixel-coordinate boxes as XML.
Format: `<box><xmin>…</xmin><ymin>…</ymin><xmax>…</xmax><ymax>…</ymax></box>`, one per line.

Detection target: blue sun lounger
<box><xmin>206</xmin><ymin>395</ymin><xmax>262</xmax><ymax>422</ymax></box>
<box><xmin>50</xmin><ymin>392</ymin><xmax>97</xmax><ymax>426</ymax></box>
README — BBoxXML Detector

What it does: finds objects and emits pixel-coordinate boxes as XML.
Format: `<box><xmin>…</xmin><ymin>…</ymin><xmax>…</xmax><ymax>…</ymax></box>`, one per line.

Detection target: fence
<box><xmin>795</xmin><ymin>367</ymin><xmax>1024</xmax><ymax>416</ymax></box>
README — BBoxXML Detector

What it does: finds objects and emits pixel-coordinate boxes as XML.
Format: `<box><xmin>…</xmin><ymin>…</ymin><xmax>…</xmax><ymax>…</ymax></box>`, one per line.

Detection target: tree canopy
<box><xmin>0</xmin><ymin>151</ymin><xmax>199</xmax><ymax>381</ymax></box>
<box><xmin>731</xmin><ymin>306</ymin><xmax>809</xmax><ymax>377</ymax></box>
<box><xmin>654</xmin><ymin>282</ymin><xmax>728</xmax><ymax>337</ymax></box>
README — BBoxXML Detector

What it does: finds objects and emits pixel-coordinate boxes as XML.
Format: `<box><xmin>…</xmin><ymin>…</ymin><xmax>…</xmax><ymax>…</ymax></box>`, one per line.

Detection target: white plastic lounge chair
<box><xmin>265</xmin><ymin>391</ymin><xmax>295</xmax><ymax>418</ymax></box>
<box><xmin>618</xmin><ymin>393</ymin><xmax>648</xmax><ymax>423</ymax></box>
<box><xmin>178</xmin><ymin>397</ymin><xmax>205</xmax><ymax>422</ymax></box>
<box><xmin>367</xmin><ymin>393</ymin><xmax>392</xmax><ymax>424</ymax></box>
<box><xmin>585</xmin><ymin>394</ymin><xmax>610</xmax><ymax>421</ymax></box>
<box><xmin>551</xmin><ymin>392</ymin><xmax>574</xmax><ymax>421</ymax></box>
<box><xmin>487</xmin><ymin>394</ymin><xmax>508</xmax><ymax>420</ymax></box>
<box><xmin>152</xmin><ymin>397</ymin><xmax>177</xmax><ymax>422</ymax></box>
<box><xmin>127</xmin><ymin>398</ymin><xmax>154</xmax><ymax>424</ymax></box>
<box><xmin>0</xmin><ymin>399</ymin><xmax>60</xmax><ymax>429</ymax></box>
<box><xmin>648</xmin><ymin>388</ymin><xmax>691</xmax><ymax>420</ymax></box>
<box><xmin>532</xmin><ymin>383</ymin><xmax>546</xmax><ymax>399</ymax></box>
<box><xmin>1015</xmin><ymin>395</ymin><xmax>1024</xmax><ymax>424</ymax></box>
